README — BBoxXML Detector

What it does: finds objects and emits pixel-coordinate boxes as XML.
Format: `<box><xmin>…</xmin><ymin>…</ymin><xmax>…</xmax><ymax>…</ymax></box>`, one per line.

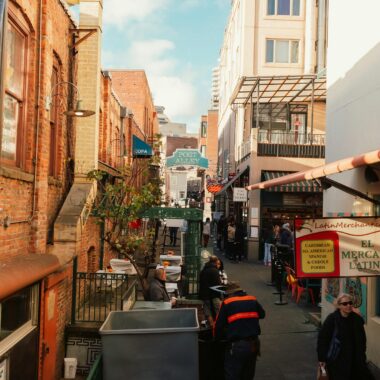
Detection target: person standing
<box><xmin>317</xmin><ymin>293</ymin><xmax>374</xmax><ymax>380</ymax></box>
<box><xmin>199</xmin><ymin>256</ymin><xmax>222</xmax><ymax>326</ymax></box>
<box><xmin>226</xmin><ymin>218</ymin><xmax>236</xmax><ymax>260</ymax></box>
<box><xmin>169</xmin><ymin>226</ymin><xmax>179</xmax><ymax>246</ymax></box>
<box><xmin>233</xmin><ymin>222</ymin><xmax>245</xmax><ymax>262</ymax></box>
<box><xmin>263</xmin><ymin>225</ymin><xmax>274</xmax><ymax>266</ymax></box>
<box><xmin>203</xmin><ymin>217</ymin><xmax>211</xmax><ymax>248</ymax></box>
<box><xmin>214</xmin><ymin>282</ymin><xmax>265</xmax><ymax>380</ymax></box>
<box><xmin>217</xmin><ymin>214</ymin><xmax>226</xmax><ymax>251</ymax></box>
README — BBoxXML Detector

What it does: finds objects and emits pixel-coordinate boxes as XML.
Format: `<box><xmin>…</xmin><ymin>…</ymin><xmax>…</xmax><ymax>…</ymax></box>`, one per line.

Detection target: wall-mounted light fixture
<box><xmin>45</xmin><ymin>81</ymin><xmax>95</xmax><ymax>118</ymax></box>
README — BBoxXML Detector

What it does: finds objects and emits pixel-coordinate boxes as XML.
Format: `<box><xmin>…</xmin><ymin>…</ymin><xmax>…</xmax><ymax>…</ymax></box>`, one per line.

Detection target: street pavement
<box><xmin>212</xmin><ymin>246</ymin><xmax>321</xmax><ymax>380</ymax></box>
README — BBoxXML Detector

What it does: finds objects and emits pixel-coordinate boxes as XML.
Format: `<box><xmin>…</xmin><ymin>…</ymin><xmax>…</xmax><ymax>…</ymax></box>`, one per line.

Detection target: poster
<box><xmin>295</xmin><ymin>217</ymin><xmax>380</xmax><ymax>278</ymax></box>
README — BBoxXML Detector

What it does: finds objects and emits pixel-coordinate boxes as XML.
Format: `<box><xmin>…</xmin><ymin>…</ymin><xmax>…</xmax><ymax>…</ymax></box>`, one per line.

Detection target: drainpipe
<box><xmin>0</xmin><ymin>0</ymin><xmax>8</xmax><ymax>162</ymax></box>
<box><xmin>99</xmin><ymin>220</ymin><xmax>104</xmax><ymax>270</ymax></box>
<box><xmin>31</xmin><ymin>0</ymin><xmax>44</xmax><ymax>218</ymax></box>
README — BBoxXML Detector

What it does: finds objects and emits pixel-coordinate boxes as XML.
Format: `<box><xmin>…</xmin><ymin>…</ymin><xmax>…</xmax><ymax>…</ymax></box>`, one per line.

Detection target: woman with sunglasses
<box><xmin>317</xmin><ymin>293</ymin><xmax>374</xmax><ymax>379</ymax></box>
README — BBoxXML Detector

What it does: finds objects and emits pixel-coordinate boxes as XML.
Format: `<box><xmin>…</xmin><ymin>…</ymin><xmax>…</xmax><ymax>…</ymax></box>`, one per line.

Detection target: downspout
<box><xmin>31</xmin><ymin>0</ymin><xmax>44</xmax><ymax>218</ymax></box>
<box><xmin>0</xmin><ymin>0</ymin><xmax>8</xmax><ymax>162</ymax></box>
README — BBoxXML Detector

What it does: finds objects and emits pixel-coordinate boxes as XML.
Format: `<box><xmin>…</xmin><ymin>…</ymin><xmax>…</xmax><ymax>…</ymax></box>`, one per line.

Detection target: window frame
<box><xmin>267</xmin><ymin>0</ymin><xmax>301</xmax><ymax>17</ymax></box>
<box><xmin>201</xmin><ymin>121</ymin><xmax>207</xmax><ymax>138</ymax></box>
<box><xmin>265</xmin><ymin>38</ymin><xmax>300</xmax><ymax>64</ymax></box>
<box><xmin>1</xmin><ymin>7</ymin><xmax>30</xmax><ymax>168</ymax></box>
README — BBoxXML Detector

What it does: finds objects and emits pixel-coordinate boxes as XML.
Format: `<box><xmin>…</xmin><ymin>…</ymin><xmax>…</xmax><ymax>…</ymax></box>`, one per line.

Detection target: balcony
<box><xmin>257</xmin><ymin>131</ymin><xmax>325</xmax><ymax>158</ymax></box>
<box><xmin>237</xmin><ymin>138</ymin><xmax>252</xmax><ymax>164</ymax></box>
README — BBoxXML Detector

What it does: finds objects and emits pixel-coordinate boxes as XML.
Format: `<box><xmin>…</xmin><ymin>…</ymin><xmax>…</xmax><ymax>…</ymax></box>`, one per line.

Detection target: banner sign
<box><xmin>233</xmin><ymin>187</ymin><xmax>248</xmax><ymax>202</ymax></box>
<box><xmin>166</xmin><ymin>149</ymin><xmax>208</xmax><ymax>168</ymax></box>
<box><xmin>295</xmin><ymin>217</ymin><xmax>380</xmax><ymax>278</ymax></box>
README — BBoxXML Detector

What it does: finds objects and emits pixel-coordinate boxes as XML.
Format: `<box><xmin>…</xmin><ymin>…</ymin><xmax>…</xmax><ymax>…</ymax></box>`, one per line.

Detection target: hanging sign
<box><xmin>295</xmin><ymin>217</ymin><xmax>380</xmax><ymax>278</ymax></box>
<box><xmin>166</xmin><ymin>149</ymin><xmax>208</xmax><ymax>168</ymax></box>
<box><xmin>233</xmin><ymin>187</ymin><xmax>248</xmax><ymax>202</ymax></box>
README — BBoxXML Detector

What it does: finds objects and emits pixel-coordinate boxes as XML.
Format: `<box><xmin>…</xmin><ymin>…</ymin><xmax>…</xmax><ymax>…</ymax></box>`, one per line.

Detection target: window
<box><xmin>201</xmin><ymin>121</ymin><xmax>207</xmax><ymax>137</ymax></box>
<box><xmin>267</xmin><ymin>0</ymin><xmax>300</xmax><ymax>16</ymax></box>
<box><xmin>179</xmin><ymin>191</ymin><xmax>185</xmax><ymax>199</ymax></box>
<box><xmin>266</xmin><ymin>39</ymin><xmax>299</xmax><ymax>63</ymax></box>
<box><xmin>49</xmin><ymin>64</ymin><xmax>60</xmax><ymax>177</ymax></box>
<box><xmin>200</xmin><ymin>145</ymin><xmax>206</xmax><ymax>157</ymax></box>
<box><xmin>1</xmin><ymin>17</ymin><xmax>28</xmax><ymax>165</ymax></box>
<box><xmin>0</xmin><ymin>284</ymin><xmax>39</xmax><ymax>342</ymax></box>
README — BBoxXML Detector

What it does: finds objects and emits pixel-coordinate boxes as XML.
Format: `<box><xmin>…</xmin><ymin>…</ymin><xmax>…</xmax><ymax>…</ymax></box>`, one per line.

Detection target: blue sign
<box><xmin>166</xmin><ymin>149</ymin><xmax>208</xmax><ymax>168</ymax></box>
<box><xmin>133</xmin><ymin>135</ymin><xmax>153</xmax><ymax>158</ymax></box>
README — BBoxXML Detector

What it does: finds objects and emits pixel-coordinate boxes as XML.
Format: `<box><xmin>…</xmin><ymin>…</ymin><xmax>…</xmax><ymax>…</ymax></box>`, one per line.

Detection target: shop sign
<box><xmin>295</xmin><ymin>217</ymin><xmax>380</xmax><ymax>278</ymax></box>
<box><xmin>233</xmin><ymin>187</ymin><xmax>247</xmax><ymax>202</ymax></box>
<box><xmin>166</xmin><ymin>149</ymin><xmax>208</xmax><ymax>168</ymax></box>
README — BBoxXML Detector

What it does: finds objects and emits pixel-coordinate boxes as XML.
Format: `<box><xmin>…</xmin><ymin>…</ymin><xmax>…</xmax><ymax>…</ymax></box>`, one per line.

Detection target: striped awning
<box><xmin>262</xmin><ymin>171</ymin><xmax>321</xmax><ymax>192</ymax></box>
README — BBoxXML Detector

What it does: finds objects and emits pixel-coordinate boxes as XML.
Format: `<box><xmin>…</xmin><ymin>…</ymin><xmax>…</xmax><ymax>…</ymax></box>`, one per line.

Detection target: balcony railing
<box><xmin>257</xmin><ymin>131</ymin><xmax>325</xmax><ymax>158</ymax></box>
<box><xmin>72</xmin><ymin>272</ymin><xmax>136</xmax><ymax>323</ymax></box>
<box><xmin>237</xmin><ymin>139</ymin><xmax>252</xmax><ymax>164</ymax></box>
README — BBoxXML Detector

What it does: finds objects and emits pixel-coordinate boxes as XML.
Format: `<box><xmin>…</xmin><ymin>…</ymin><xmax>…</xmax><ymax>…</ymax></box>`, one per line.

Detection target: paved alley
<box><xmin>214</xmin><ymin>250</ymin><xmax>320</xmax><ymax>380</ymax></box>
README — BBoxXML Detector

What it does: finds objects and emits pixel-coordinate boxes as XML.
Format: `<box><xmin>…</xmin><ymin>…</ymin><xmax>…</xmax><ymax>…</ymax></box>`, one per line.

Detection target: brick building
<box><xmin>0</xmin><ymin>1</ymin><xmax>154</xmax><ymax>378</ymax></box>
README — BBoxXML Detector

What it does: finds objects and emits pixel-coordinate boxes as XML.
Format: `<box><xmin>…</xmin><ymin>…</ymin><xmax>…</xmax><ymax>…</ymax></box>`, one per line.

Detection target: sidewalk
<box><xmin>212</xmin><ymin>246</ymin><xmax>321</xmax><ymax>380</ymax></box>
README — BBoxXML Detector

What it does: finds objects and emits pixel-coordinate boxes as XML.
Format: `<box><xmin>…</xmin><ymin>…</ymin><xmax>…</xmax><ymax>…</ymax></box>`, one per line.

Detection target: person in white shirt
<box><xmin>203</xmin><ymin>217</ymin><xmax>211</xmax><ymax>247</ymax></box>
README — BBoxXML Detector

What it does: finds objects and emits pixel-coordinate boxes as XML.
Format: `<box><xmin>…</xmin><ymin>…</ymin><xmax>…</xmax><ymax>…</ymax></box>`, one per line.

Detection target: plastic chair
<box><xmin>296</xmin><ymin>279</ymin><xmax>315</xmax><ymax>305</ymax></box>
<box><xmin>284</xmin><ymin>266</ymin><xmax>297</xmax><ymax>299</ymax></box>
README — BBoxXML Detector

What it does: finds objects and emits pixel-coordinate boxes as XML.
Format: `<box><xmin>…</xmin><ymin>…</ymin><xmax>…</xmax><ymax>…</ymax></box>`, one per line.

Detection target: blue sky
<box><xmin>98</xmin><ymin>0</ymin><xmax>230</xmax><ymax>133</ymax></box>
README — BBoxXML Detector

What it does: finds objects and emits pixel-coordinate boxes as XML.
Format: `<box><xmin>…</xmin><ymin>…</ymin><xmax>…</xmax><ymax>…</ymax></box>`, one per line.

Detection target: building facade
<box><xmin>217</xmin><ymin>0</ymin><xmax>327</xmax><ymax>259</ymax></box>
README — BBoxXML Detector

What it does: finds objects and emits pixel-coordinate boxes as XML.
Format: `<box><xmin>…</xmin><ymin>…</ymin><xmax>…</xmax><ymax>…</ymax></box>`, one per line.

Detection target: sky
<box><xmin>87</xmin><ymin>0</ymin><xmax>230</xmax><ymax>133</ymax></box>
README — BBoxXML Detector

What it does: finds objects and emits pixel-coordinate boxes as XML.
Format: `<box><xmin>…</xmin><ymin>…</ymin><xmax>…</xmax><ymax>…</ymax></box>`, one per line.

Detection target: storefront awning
<box><xmin>215</xmin><ymin>167</ymin><xmax>249</xmax><ymax>196</ymax></box>
<box><xmin>0</xmin><ymin>254</ymin><xmax>61</xmax><ymax>300</ymax></box>
<box><xmin>132</xmin><ymin>135</ymin><xmax>153</xmax><ymax>158</ymax></box>
<box><xmin>247</xmin><ymin>149</ymin><xmax>380</xmax><ymax>191</ymax></box>
<box><xmin>230</xmin><ymin>74</ymin><xmax>326</xmax><ymax>106</ymax></box>
<box><xmin>262</xmin><ymin>171</ymin><xmax>322</xmax><ymax>192</ymax></box>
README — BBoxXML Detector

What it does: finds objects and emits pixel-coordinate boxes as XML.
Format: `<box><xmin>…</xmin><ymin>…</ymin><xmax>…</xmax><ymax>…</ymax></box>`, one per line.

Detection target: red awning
<box><xmin>246</xmin><ymin>149</ymin><xmax>380</xmax><ymax>191</ymax></box>
<box><xmin>0</xmin><ymin>254</ymin><xmax>61</xmax><ymax>300</ymax></box>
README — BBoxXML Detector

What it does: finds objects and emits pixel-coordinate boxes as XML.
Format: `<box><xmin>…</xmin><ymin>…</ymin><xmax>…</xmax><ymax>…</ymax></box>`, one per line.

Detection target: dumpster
<box><xmin>99</xmin><ymin>309</ymin><xmax>199</xmax><ymax>380</ymax></box>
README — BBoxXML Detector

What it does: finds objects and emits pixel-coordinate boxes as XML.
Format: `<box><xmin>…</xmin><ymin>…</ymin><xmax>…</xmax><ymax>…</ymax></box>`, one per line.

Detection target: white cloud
<box><xmin>128</xmin><ymin>40</ymin><xmax>177</xmax><ymax>76</ymax></box>
<box><xmin>103</xmin><ymin>0</ymin><xmax>169</xmax><ymax>28</ymax></box>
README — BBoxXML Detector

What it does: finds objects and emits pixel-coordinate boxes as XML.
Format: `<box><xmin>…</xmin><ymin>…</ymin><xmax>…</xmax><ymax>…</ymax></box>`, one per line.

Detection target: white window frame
<box><xmin>267</xmin><ymin>0</ymin><xmax>301</xmax><ymax>17</ymax></box>
<box><xmin>265</xmin><ymin>39</ymin><xmax>300</xmax><ymax>64</ymax></box>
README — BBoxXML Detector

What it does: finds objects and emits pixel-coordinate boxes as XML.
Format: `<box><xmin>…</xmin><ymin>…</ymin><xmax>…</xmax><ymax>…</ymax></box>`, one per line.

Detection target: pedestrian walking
<box><xmin>199</xmin><ymin>256</ymin><xmax>222</xmax><ymax>326</ymax></box>
<box><xmin>217</xmin><ymin>214</ymin><xmax>226</xmax><ymax>251</ymax></box>
<box><xmin>317</xmin><ymin>293</ymin><xmax>374</xmax><ymax>380</ymax></box>
<box><xmin>226</xmin><ymin>218</ymin><xmax>236</xmax><ymax>260</ymax></box>
<box><xmin>202</xmin><ymin>217</ymin><xmax>211</xmax><ymax>248</ymax></box>
<box><xmin>263</xmin><ymin>224</ymin><xmax>274</xmax><ymax>266</ymax></box>
<box><xmin>233</xmin><ymin>222</ymin><xmax>245</xmax><ymax>262</ymax></box>
<box><xmin>169</xmin><ymin>226</ymin><xmax>178</xmax><ymax>246</ymax></box>
<box><xmin>214</xmin><ymin>282</ymin><xmax>265</xmax><ymax>380</ymax></box>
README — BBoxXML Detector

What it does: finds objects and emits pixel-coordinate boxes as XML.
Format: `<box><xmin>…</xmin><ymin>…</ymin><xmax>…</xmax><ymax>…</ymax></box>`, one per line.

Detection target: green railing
<box><xmin>86</xmin><ymin>354</ymin><xmax>102</xmax><ymax>380</ymax></box>
<box><xmin>72</xmin><ymin>272</ymin><xmax>134</xmax><ymax>323</ymax></box>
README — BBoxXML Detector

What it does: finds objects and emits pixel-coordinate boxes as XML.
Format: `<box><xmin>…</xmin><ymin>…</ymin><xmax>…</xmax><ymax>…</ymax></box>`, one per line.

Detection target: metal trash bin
<box><xmin>99</xmin><ymin>309</ymin><xmax>200</xmax><ymax>380</ymax></box>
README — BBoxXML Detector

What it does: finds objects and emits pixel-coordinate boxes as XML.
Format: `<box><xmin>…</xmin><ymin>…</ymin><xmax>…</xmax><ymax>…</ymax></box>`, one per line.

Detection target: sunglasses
<box><xmin>339</xmin><ymin>301</ymin><xmax>353</xmax><ymax>306</ymax></box>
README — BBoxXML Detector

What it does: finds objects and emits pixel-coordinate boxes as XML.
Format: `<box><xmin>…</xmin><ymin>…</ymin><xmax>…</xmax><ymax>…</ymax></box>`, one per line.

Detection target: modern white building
<box><xmin>216</xmin><ymin>0</ymin><xmax>327</xmax><ymax>259</ymax></box>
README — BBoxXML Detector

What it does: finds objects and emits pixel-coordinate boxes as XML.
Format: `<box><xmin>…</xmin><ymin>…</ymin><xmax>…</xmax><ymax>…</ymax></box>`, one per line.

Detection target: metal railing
<box><xmin>257</xmin><ymin>131</ymin><xmax>325</xmax><ymax>158</ymax></box>
<box><xmin>72</xmin><ymin>272</ymin><xmax>132</xmax><ymax>323</ymax></box>
<box><xmin>257</xmin><ymin>130</ymin><xmax>325</xmax><ymax>145</ymax></box>
<box><xmin>237</xmin><ymin>139</ymin><xmax>252</xmax><ymax>163</ymax></box>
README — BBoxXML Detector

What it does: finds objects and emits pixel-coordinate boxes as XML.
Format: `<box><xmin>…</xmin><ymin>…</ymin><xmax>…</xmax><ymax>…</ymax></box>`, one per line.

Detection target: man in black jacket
<box><xmin>214</xmin><ymin>283</ymin><xmax>265</xmax><ymax>380</ymax></box>
<box><xmin>199</xmin><ymin>256</ymin><xmax>222</xmax><ymax>325</ymax></box>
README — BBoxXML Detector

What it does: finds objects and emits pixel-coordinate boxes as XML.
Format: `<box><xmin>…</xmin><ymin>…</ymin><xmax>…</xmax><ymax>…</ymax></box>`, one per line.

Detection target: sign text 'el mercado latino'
<box><xmin>295</xmin><ymin>217</ymin><xmax>380</xmax><ymax>278</ymax></box>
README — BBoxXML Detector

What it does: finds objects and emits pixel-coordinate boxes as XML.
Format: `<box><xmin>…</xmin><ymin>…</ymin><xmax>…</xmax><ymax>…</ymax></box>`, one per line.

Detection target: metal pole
<box><xmin>311</xmin><ymin>79</ymin><xmax>315</xmax><ymax>145</ymax></box>
<box><xmin>255</xmin><ymin>80</ymin><xmax>260</xmax><ymax>129</ymax></box>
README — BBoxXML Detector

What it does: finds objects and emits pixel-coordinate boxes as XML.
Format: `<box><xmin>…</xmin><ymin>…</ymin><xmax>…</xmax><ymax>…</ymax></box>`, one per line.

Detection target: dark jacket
<box><xmin>148</xmin><ymin>278</ymin><xmax>170</xmax><ymax>302</ymax></box>
<box><xmin>317</xmin><ymin>310</ymin><xmax>373</xmax><ymax>380</ymax></box>
<box><xmin>280</xmin><ymin>228</ymin><xmax>293</xmax><ymax>247</ymax></box>
<box><xmin>199</xmin><ymin>261</ymin><xmax>221</xmax><ymax>301</ymax></box>
<box><xmin>213</xmin><ymin>291</ymin><xmax>265</xmax><ymax>342</ymax></box>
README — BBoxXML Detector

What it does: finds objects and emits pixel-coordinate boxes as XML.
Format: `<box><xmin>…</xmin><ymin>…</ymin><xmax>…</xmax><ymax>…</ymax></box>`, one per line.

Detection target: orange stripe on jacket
<box><xmin>223</xmin><ymin>295</ymin><xmax>256</xmax><ymax>305</ymax></box>
<box><xmin>227</xmin><ymin>311</ymin><xmax>259</xmax><ymax>324</ymax></box>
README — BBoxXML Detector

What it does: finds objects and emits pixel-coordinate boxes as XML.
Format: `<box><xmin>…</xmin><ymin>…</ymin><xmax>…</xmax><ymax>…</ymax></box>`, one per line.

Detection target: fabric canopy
<box><xmin>262</xmin><ymin>171</ymin><xmax>322</xmax><ymax>192</ymax></box>
<box><xmin>132</xmin><ymin>135</ymin><xmax>153</xmax><ymax>158</ymax></box>
<box><xmin>215</xmin><ymin>167</ymin><xmax>249</xmax><ymax>196</ymax></box>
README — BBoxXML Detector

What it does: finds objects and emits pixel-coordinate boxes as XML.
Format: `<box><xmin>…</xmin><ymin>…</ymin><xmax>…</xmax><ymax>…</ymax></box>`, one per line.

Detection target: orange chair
<box><xmin>296</xmin><ymin>279</ymin><xmax>315</xmax><ymax>305</ymax></box>
<box><xmin>284</xmin><ymin>266</ymin><xmax>298</xmax><ymax>299</ymax></box>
